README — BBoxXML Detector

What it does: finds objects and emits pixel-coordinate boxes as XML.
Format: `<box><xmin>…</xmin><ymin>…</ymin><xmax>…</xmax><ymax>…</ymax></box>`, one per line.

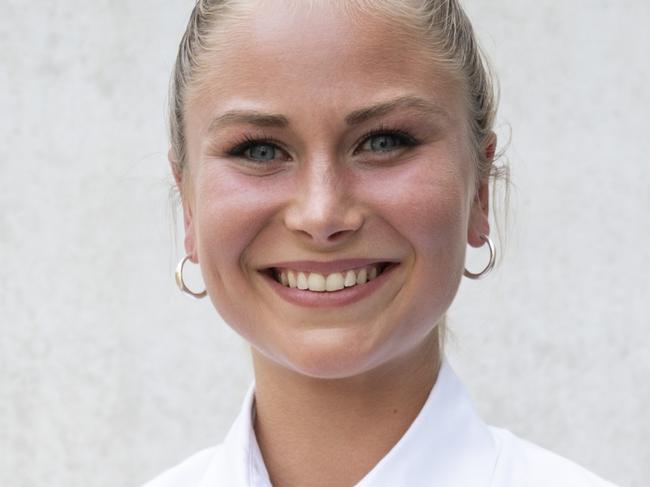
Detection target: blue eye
<box><xmin>228</xmin><ymin>136</ymin><xmax>290</xmax><ymax>163</ymax></box>
<box><xmin>357</xmin><ymin>129</ymin><xmax>418</xmax><ymax>155</ymax></box>
<box><xmin>366</xmin><ymin>134</ymin><xmax>401</xmax><ymax>151</ymax></box>
<box><xmin>247</xmin><ymin>143</ymin><xmax>276</xmax><ymax>161</ymax></box>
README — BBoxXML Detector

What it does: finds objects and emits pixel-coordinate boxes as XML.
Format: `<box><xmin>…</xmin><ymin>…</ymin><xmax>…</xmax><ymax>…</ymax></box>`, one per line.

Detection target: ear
<box><xmin>467</xmin><ymin>133</ymin><xmax>496</xmax><ymax>248</ymax></box>
<box><xmin>169</xmin><ymin>148</ymin><xmax>198</xmax><ymax>262</ymax></box>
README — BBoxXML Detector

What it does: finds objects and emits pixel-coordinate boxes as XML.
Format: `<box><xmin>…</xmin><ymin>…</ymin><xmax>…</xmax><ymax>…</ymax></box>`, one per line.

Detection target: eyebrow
<box><xmin>206</xmin><ymin>95</ymin><xmax>447</xmax><ymax>134</ymax></box>
<box><xmin>207</xmin><ymin>111</ymin><xmax>290</xmax><ymax>134</ymax></box>
<box><xmin>345</xmin><ymin>95</ymin><xmax>448</xmax><ymax>126</ymax></box>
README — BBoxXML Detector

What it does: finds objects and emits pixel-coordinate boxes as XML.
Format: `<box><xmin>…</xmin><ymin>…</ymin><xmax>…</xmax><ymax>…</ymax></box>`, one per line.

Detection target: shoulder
<box><xmin>488</xmin><ymin>426</ymin><xmax>618</xmax><ymax>487</ymax></box>
<box><xmin>141</xmin><ymin>444</ymin><xmax>224</xmax><ymax>487</ymax></box>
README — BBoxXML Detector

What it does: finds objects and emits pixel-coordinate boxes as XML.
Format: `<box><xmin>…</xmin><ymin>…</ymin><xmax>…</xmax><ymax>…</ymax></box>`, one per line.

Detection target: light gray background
<box><xmin>1</xmin><ymin>1</ymin><xmax>648</xmax><ymax>486</ymax></box>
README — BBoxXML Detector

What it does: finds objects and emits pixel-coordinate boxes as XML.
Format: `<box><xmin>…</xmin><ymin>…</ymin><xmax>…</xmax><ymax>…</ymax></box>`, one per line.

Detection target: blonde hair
<box><xmin>169</xmin><ymin>0</ymin><xmax>510</xmax><ymax>351</ymax></box>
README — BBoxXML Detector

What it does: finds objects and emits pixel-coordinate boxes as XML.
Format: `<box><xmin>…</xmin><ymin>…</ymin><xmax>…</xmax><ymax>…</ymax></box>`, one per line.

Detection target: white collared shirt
<box><xmin>143</xmin><ymin>358</ymin><xmax>617</xmax><ymax>486</ymax></box>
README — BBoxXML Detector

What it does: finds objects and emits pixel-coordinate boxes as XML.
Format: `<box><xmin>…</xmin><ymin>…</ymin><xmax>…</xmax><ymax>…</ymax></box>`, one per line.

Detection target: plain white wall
<box><xmin>1</xmin><ymin>1</ymin><xmax>647</xmax><ymax>486</ymax></box>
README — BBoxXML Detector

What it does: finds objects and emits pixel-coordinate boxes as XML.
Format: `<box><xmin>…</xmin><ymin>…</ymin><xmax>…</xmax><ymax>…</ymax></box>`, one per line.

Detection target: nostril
<box><xmin>328</xmin><ymin>229</ymin><xmax>352</xmax><ymax>241</ymax></box>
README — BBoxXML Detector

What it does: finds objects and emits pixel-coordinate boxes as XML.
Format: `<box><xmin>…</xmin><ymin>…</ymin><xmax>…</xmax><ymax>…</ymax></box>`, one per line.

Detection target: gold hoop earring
<box><xmin>175</xmin><ymin>255</ymin><xmax>207</xmax><ymax>299</ymax></box>
<box><xmin>464</xmin><ymin>234</ymin><xmax>496</xmax><ymax>280</ymax></box>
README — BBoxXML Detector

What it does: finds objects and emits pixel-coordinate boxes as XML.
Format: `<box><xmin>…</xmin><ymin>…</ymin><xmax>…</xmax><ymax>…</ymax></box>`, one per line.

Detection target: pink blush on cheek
<box><xmin>192</xmin><ymin>169</ymin><xmax>293</xmax><ymax>286</ymax></box>
<box><xmin>354</xmin><ymin>159</ymin><xmax>469</xmax><ymax>243</ymax></box>
<box><xmin>196</xmin><ymin>183</ymin><xmax>284</xmax><ymax>245</ymax></box>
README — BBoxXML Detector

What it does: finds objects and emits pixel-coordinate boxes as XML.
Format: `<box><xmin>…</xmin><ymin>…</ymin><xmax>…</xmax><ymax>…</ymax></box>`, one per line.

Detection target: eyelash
<box><xmin>353</xmin><ymin>127</ymin><xmax>419</xmax><ymax>155</ymax></box>
<box><xmin>227</xmin><ymin>133</ymin><xmax>286</xmax><ymax>160</ymax></box>
<box><xmin>225</xmin><ymin>126</ymin><xmax>419</xmax><ymax>162</ymax></box>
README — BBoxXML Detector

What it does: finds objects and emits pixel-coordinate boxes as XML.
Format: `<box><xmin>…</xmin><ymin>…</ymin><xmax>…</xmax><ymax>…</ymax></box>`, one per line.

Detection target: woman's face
<box><xmin>178</xmin><ymin>1</ymin><xmax>490</xmax><ymax>379</ymax></box>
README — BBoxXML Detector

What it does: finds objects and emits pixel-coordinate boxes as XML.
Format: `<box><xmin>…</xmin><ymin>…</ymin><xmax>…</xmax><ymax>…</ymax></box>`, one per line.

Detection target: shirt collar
<box><xmin>199</xmin><ymin>357</ymin><xmax>498</xmax><ymax>487</ymax></box>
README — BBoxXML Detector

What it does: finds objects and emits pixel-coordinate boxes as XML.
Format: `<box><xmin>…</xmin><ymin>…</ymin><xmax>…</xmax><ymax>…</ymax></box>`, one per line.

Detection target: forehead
<box><xmin>187</xmin><ymin>0</ymin><xmax>464</xmax><ymax>130</ymax></box>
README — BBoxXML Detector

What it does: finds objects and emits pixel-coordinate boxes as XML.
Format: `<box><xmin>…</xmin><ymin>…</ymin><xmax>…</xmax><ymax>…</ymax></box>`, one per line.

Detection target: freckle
<box><xmin>392</xmin><ymin>409</ymin><xmax>398</xmax><ymax>414</ymax></box>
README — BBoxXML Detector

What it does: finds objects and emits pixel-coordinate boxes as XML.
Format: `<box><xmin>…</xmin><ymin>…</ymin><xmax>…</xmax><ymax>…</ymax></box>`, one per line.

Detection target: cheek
<box><xmin>192</xmin><ymin>167</ymin><xmax>284</xmax><ymax>293</ymax></box>
<box><xmin>362</xmin><ymin>159</ymin><xmax>470</xmax><ymax>252</ymax></box>
<box><xmin>190</xmin><ymin>167</ymin><xmax>294</xmax><ymax>343</ymax></box>
<box><xmin>350</xmin><ymin>159</ymin><xmax>471</xmax><ymax>362</ymax></box>
<box><xmin>364</xmin><ymin>158</ymin><xmax>471</xmax><ymax>316</ymax></box>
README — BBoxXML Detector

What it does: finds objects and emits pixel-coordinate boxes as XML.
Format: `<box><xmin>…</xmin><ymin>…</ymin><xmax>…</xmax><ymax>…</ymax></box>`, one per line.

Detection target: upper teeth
<box><xmin>275</xmin><ymin>264</ymin><xmax>384</xmax><ymax>292</ymax></box>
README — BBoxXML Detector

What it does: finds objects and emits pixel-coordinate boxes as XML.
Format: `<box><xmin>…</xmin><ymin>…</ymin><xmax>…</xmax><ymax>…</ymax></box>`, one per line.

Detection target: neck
<box><xmin>251</xmin><ymin>332</ymin><xmax>442</xmax><ymax>487</ymax></box>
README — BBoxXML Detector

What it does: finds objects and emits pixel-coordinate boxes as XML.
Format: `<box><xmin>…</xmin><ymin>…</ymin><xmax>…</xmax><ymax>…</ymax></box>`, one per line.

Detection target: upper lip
<box><xmin>261</xmin><ymin>258</ymin><xmax>399</xmax><ymax>274</ymax></box>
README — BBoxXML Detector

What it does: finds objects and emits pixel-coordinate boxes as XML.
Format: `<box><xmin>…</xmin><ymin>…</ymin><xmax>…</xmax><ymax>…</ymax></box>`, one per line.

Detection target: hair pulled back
<box><xmin>170</xmin><ymin>0</ymin><xmax>505</xmax><ymax>182</ymax></box>
<box><xmin>168</xmin><ymin>0</ymin><xmax>510</xmax><ymax>350</ymax></box>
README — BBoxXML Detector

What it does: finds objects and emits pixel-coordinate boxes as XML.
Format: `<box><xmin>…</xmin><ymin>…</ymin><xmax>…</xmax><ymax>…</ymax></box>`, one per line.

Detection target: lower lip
<box><xmin>260</xmin><ymin>264</ymin><xmax>399</xmax><ymax>308</ymax></box>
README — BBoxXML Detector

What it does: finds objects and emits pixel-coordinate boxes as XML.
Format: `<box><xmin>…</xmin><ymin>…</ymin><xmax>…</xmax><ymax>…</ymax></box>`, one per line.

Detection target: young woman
<box><xmin>145</xmin><ymin>0</ymin><xmax>617</xmax><ymax>485</ymax></box>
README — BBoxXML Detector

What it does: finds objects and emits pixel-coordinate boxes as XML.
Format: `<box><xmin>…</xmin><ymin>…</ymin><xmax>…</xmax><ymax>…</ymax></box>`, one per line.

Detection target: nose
<box><xmin>283</xmin><ymin>158</ymin><xmax>363</xmax><ymax>247</ymax></box>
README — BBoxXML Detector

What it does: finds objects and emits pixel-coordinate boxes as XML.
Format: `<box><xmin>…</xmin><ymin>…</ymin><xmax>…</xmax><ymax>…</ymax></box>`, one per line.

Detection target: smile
<box><xmin>271</xmin><ymin>263</ymin><xmax>391</xmax><ymax>293</ymax></box>
<box><xmin>259</xmin><ymin>261</ymin><xmax>400</xmax><ymax>308</ymax></box>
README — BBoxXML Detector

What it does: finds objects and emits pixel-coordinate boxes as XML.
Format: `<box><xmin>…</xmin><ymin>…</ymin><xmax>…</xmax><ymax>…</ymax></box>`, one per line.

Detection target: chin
<box><xmin>267</xmin><ymin>327</ymin><xmax>407</xmax><ymax>380</ymax></box>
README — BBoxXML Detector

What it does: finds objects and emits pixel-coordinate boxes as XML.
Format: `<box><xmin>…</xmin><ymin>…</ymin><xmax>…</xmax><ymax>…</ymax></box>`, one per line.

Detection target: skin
<box><xmin>173</xmin><ymin>1</ymin><xmax>494</xmax><ymax>486</ymax></box>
